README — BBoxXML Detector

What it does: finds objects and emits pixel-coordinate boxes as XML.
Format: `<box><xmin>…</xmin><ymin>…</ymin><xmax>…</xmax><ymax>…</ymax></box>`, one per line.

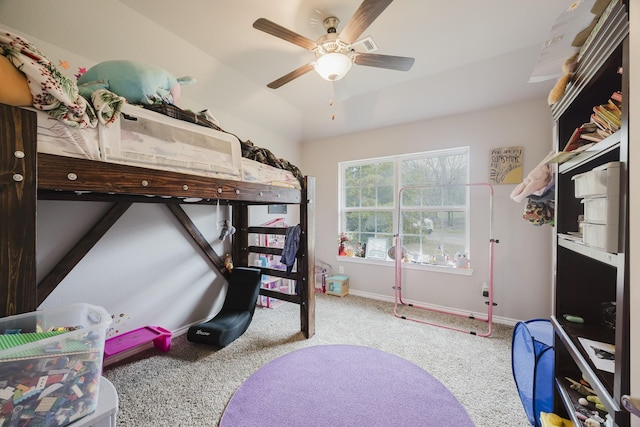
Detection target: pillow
<box><xmin>0</xmin><ymin>54</ymin><xmax>32</xmax><ymax>106</ymax></box>
<box><xmin>77</xmin><ymin>60</ymin><xmax>195</xmax><ymax>105</ymax></box>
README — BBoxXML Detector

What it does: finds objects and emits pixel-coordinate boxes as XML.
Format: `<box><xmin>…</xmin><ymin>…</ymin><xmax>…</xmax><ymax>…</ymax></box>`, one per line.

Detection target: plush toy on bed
<box><xmin>77</xmin><ymin>60</ymin><xmax>195</xmax><ymax>105</ymax></box>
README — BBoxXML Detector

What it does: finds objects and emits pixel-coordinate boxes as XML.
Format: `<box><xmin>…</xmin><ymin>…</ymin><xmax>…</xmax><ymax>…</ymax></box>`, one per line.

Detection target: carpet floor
<box><xmin>220</xmin><ymin>344</ymin><xmax>476</xmax><ymax>427</ymax></box>
<box><xmin>103</xmin><ymin>294</ymin><xmax>531</xmax><ymax>426</ymax></box>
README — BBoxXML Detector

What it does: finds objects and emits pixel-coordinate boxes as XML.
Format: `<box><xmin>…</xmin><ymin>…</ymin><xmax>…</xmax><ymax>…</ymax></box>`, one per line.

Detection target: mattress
<box><xmin>33</xmin><ymin>104</ymin><xmax>301</xmax><ymax>188</ymax></box>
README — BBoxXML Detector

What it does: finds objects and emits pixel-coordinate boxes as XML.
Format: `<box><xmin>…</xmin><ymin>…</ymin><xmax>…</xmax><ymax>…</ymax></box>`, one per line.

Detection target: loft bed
<box><xmin>0</xmin><ymin>103</ymin><xmax>316</xmax><ymax>338</ymax></box>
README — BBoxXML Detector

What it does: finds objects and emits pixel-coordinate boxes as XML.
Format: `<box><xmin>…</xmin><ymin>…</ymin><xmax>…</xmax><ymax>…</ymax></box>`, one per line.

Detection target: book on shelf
<box><xmin>580</xmin><ymin>131</ymin><xmax>605</xmax><ymax>143</ymax></box>
<box><xmin>593</xmin><ymin>104</ymin><xmax>621</xmax><ymax>129</ymax></box>
<box><xmin>548</xmin><ymin>142</ymin><xmax>595</xmax><ymax>164</ymax></box>
<box><xmin>610</xmin><ymin>90</ymin><xmax>622</xmax><ymax>104</ymax></box>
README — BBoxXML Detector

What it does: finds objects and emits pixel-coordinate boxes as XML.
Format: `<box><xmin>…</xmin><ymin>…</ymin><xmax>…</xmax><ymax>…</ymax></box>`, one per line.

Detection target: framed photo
<box><xmin>365</xmin><ymin>238</ymin><xmax>388</xmax><ymax>260</ymax></box>
<box><xmin>268</xmin><ymin>204</ymin><xmax>287</xmax><ymax>214</ymax></box>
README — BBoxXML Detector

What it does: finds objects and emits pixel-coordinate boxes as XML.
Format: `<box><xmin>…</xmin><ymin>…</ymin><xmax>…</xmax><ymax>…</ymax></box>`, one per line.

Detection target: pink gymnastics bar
<box><xmin>104</xmin><ymin>325</ymin><xmax>172</xmax><ymax>365</ymax></box>
<box><xmin>393</xmin><ymin>183</ymin><xmax>497</xmax><ymax>337</ymax></box>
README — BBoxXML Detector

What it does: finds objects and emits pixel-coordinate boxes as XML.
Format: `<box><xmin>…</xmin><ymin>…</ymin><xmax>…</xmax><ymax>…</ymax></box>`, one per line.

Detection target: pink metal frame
<box><xmin>393</xmin><ymin>183</ymin><xmax>497</xmax><ymax>337</ymax></box>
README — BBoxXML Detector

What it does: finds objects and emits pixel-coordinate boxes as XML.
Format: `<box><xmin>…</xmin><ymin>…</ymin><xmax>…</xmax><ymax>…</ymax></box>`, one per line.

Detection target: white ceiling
<box><xmin>2</xmin><ymin>0</ymin><xmax>579</xmax><ymax>142</ymax></box>
<box><xmin>117</xmin><ymin>0</ymin><xmax>574</xmax><ymax>141</ymax></box>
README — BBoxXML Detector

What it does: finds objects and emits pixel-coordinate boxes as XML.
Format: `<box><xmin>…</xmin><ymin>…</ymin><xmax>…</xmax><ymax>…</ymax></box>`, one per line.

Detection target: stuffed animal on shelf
<box><xmin>77</xmin><ymin>60</ymin><xmax>195</xmax><ymax>105</ymax></box>
<box><xmin>548</xmin><ymin>53</ymin><xmax>578</xmax><ymax>105</ymax></box>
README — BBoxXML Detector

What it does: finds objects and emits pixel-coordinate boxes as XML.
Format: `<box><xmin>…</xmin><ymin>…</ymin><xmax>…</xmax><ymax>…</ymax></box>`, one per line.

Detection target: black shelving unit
<box><xmin>551</xmin><ymin>2</ymin><xmax>630</xmax><ymax>426</ymax></box>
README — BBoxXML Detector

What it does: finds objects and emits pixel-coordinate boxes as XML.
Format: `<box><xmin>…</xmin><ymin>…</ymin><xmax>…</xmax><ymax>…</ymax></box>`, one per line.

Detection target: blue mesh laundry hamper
<box><xmin>511</xmin><ymin>318</ymin><xmax>554</xmax><ymax>427</ymax></box>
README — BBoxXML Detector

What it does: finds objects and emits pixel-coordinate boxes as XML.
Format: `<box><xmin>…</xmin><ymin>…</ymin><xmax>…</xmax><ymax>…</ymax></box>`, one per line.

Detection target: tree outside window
<box><xmin>339</xmin><ymin>148</ymin><xmax>469</xmax><ymax>267</ymax></box>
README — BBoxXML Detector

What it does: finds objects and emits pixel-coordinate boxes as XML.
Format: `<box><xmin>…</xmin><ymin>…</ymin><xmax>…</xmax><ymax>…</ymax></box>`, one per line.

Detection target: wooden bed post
<box><xmin>0</xmin><ymin>104</ymin><xmax>38</xmax><ymax>317</ymax></box>
<box><xmin>231</xmin><ymin>202</ymin><xmax>250</xmax><ymax>268</ymax></box>
<box><xmin>300</xmin><ymin>176</ymin><xmax>316</xmax><ymax>338</ymax></box>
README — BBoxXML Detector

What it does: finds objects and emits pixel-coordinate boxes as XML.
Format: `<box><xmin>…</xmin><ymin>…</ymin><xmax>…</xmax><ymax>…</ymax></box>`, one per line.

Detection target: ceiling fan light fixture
<box><xmin>314</xmin><ymin>52</ymin><xmax>352</xmax><ymax>81</ymax></box>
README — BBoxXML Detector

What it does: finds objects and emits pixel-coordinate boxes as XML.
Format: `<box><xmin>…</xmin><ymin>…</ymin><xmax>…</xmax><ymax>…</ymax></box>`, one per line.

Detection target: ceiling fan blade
<box><xmin>253</xmin><ymin>18</ymin><xmax>317</xmax><ymax>51</ymax></box>
<box><xmin>354</xmin><ymin>53</ymin><xmax>415</xmax><ymax>71</ymax></box>
<box><xmin>267</xmin><ymin>63</ymin><xmax>315</xmax><ymax>89</ymax></box>
<box><xmin>339</xmin><ymin>0</ymin><xmax>394</xmax><ymax>45</ymax></box>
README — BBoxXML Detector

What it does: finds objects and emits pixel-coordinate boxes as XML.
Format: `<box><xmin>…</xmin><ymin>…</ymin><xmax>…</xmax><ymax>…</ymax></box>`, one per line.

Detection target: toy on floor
<box><xmin>103</xmin><ymin>325</ymin><xmax>172</xmax><ymax>366</ymax></box>
<box><xmin>187</xmin><ymin>267</ymin><xmax>262</xmax><ymax>347</ymax></box>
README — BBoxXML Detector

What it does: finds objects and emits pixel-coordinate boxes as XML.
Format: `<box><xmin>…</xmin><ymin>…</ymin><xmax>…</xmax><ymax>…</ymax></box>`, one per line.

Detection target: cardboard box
<box><xmin>326</xmin><ymin>275</ymin><xmax>349</xmax><ymax>297</ymax></box>
<box><xmin>0</xmin><ymin>303</ymin><xmax>111</xmax><ymax>427</ymax></box>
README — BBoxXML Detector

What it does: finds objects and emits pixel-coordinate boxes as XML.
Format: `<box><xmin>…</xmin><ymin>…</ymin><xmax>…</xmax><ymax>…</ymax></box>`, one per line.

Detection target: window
<box><xmin>339</xmin><ymin>147</ymin><xmax>469</xmax><ymax>267</ymax></box>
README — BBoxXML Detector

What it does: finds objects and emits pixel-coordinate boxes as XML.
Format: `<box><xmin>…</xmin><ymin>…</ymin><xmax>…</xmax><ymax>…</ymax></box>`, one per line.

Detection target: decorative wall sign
<box><xmin>489</xmin><ymin>146</ymin><xmax>523</xmax><ymax>184</ymax></box>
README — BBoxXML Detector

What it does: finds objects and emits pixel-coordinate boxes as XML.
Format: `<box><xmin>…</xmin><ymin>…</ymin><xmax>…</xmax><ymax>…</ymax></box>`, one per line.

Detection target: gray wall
<box><xmin>302</xmin><ymin>98</ymin><xmax>554</xmax><ymax>323</ymax></box>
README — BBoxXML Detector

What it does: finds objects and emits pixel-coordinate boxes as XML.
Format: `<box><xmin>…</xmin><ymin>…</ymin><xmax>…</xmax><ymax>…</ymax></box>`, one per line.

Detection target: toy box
<box><xmin>326</xmin><ymin>275</ymin><xmax>349</xmax><ymax>297</ymax></box>
<box><xmin>0</xmin><ymin>303</ymin><xmax>112</xmax><ymax>427</ymax></box>
<box><xmin>69</xmin><ymin>377</ymin><xmax>118</xmax><ymax>427</ymax></box>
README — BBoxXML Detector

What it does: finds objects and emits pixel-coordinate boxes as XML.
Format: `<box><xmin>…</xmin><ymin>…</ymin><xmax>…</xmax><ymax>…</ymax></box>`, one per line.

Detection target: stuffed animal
<box><xmin>77</xmin><ymin>60</ymin><xmax>195</xmax><ymax>105</ymax></box>
<box><xmin>218</xmin><ymin>220</ymin><xmax>236</xmax><ymax>242</ymax></box>
<box><xmin>454</xmin><ymin>252</ymin><xmax>470</xmax><ymax>269</ymax></box>
<box><xmin>223</xmin><ymin>254</ymin><xmax>234</xmax><ymax>272</ymax></box>
<box><xmin>548</xmin><ymin>53</ymin><xmax>578</xmax><ymax>105</ymax></box>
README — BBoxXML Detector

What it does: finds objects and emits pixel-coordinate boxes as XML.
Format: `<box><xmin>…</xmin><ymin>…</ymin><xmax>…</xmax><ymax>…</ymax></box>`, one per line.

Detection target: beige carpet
<box><xmin>103</xmin><ymin>294</ymin><xmax>531</xmax><ymax>427</ymax></box>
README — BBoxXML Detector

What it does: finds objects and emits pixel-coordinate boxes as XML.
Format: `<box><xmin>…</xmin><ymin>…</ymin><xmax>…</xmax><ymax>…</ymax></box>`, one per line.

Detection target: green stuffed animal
<box><xmin>77</xmin><ymin>60</ymin><xmax>195</xmax><ymax>105</ymax></box>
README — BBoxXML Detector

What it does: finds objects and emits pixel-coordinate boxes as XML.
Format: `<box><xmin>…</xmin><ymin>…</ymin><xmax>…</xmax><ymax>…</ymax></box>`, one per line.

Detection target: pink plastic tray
<box><xmin>104</xmin><ymin>326</ymin><xmax>171</xmax><ymax>361</ymax></box>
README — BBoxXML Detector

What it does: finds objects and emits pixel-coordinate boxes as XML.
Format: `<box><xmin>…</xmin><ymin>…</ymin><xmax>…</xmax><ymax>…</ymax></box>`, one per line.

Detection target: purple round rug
<box><xmin>220</xmin><ymin>344</ymin><xmax>475</xmax><ymax>427</ymax></box>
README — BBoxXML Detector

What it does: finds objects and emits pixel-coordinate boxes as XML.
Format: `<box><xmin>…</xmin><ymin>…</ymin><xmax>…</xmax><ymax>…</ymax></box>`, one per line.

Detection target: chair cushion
<box><xmin>222</xmin><ymin>267</ymin><xmax>262</xmax><ymax>313</ymax></box>
<box><xmin>187</xmin><ymin>311</ymin><xmax>252</xmax><ymax>348</ymax></box>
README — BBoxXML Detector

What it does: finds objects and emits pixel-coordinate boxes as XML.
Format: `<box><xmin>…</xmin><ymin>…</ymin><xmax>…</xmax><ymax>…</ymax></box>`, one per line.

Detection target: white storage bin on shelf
<box><xmin>572</xmin><ymin>161</ymin><xmax>620</xmax><ymax>198</ymax></box>
<box><xmin>581</xmin><ymin>196</ymin><xmax>619</xmax><ymax>224</ymax></box>
<box><xmin>581</xmin><ymin>222</ymin><xmax>619</xmax><ymax>253</ymax></box>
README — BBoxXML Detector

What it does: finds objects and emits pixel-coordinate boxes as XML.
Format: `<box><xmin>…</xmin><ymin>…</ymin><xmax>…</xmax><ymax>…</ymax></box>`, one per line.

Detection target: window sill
<box><xmin>334</xmin><ymin>256</ymin><xmax>474</xmax><ymax>276</ymax></box>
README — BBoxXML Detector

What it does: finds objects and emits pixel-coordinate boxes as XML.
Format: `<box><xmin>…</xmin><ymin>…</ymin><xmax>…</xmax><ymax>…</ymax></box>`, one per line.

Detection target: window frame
<box><xmin>338</xmin><ymin>147</ymin><xmax>471</xmax><ymax>273</ymax></box>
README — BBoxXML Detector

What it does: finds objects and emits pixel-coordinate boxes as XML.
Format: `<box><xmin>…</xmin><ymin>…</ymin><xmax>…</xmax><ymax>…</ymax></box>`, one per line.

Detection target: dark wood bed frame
<box><xmin>0</xmin><ymin>103</ymin><xmax>316</xmax><ymax>338</ymax></box>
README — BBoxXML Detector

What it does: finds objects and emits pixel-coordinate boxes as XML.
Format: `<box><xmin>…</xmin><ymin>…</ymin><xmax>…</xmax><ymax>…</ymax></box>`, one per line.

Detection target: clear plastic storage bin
<box><xmin>0</xmin><ymin>303</ymin><xmax>112</xmax><ymax>427</ymax></box>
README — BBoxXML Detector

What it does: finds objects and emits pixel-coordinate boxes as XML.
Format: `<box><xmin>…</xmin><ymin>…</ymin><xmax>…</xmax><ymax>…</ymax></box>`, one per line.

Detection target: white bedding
<box><xmin>34</xmin><ymin>104</ymin><xmax>301</xmax><ymax>189</ymax></box>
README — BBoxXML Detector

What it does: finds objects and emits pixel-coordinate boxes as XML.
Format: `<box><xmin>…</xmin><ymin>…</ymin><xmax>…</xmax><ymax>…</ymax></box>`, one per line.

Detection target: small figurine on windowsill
<box><xmin>337</xmin><ymin>232</ymin><xmax>351</xmax><ymax>256</ymax></box>
<box><xmin>454</xmin><ymin>252</ymin><xmax>470</xmax><ymax>269</ymax></box>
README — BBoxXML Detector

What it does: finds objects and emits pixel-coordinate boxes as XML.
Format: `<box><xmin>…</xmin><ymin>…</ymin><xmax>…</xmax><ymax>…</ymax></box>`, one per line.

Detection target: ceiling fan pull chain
<box><xmin>329</xmin><ymin>82</ymin><xmax>336</xmax><ymax>120</ymax></box>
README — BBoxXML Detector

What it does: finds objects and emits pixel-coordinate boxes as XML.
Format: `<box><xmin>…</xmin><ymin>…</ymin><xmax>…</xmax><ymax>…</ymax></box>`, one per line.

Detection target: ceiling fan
<box><xmin>253</xmin><ymin>0</ymin><xmax>415</xmax><ymax>89</ymax></box>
